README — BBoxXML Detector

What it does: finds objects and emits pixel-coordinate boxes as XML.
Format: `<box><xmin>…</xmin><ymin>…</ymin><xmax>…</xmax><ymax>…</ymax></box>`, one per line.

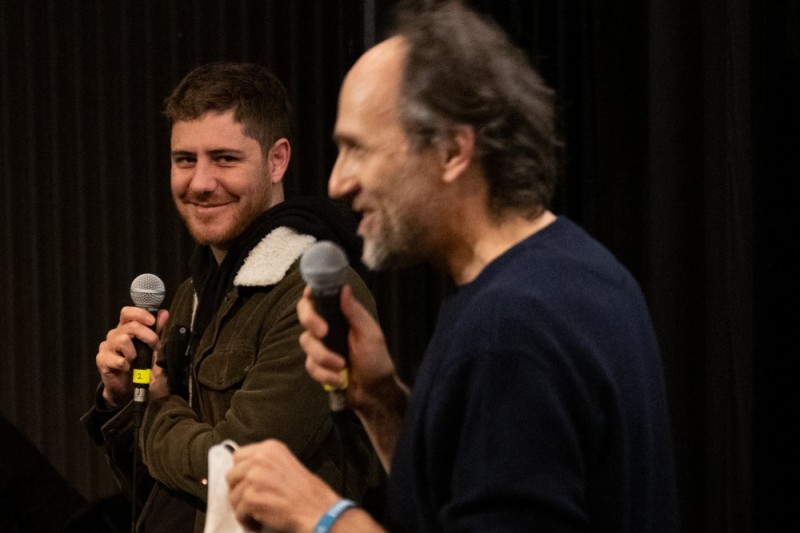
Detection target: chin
<box><xmin>187</xmin><ymin>225</ymin><xmax>233</xmax><ymax>247</ymax></box>
<box><xmin>184</xmin><ymin>212</ymin><xmax>249</xmax><ymax>246</ymax></box>
<box><xmin>361</xmin><ymin>241</ymin><xmax>389</xmax><ymax>271</ymax></box>
<box><xmin>363</xmin><ymin>239</ymin><xmax>419</xmax><ymax>271</ymax></box>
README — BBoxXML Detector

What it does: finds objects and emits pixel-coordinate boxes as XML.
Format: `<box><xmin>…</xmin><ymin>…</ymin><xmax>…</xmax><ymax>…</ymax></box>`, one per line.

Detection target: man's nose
<box><xmin>189</xmin><ymin>158</ymin><xmax>217</xmax><ymax>192</ymax></box>
<box><xmin>328</xmin><ymin>155</ymin><xmax>357</xmax><ymax>200</ymax></box>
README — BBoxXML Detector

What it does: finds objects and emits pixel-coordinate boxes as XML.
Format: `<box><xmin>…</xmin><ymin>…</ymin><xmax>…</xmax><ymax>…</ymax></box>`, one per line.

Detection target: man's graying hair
<box><xmin>163</xmin><ymin>62</ymin><xmax>294</xmax><ymax>158</ymax></box>
<box><xmin>392</xmin><ymin>0</ymin><xmax>560</xmax><ymax>216</ymax></box>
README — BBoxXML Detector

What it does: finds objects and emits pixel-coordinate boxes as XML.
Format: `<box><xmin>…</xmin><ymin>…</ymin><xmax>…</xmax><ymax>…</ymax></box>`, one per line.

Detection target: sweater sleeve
<box><xmin>437</xmin><ymin>346</ymin><xmax>593</xmax><ymax>532</ymax></box>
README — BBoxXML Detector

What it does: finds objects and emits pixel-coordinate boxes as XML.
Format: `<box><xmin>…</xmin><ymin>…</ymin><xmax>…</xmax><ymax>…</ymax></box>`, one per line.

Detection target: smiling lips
<box><xmin>351</xmin><ymin>196</ymin><xmax>373</xmax><ymax>230</ymax></box>
<box><xmin>187</xmin><ymin>200</ymin><xmax>233</xmax><ymax>219</ymax></box>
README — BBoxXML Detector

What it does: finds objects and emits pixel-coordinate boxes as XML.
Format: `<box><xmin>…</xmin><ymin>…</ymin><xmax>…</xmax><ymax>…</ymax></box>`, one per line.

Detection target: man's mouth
<box><xmin>357</xmin><ymin>208</ymin><xmax>376</xmax><ymax>237</ymax></box>
<box><xmin>189</xmin><ymin>201</ymin><xmax>231</xmax><ymax>217</ymax></box>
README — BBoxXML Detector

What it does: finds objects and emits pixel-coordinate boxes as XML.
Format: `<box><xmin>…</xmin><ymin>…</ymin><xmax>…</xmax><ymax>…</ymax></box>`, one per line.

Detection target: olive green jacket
<box><xmin>83</xmin><ymin>226</ymin><xmax>382</xmax><ymax>532</ymax></box>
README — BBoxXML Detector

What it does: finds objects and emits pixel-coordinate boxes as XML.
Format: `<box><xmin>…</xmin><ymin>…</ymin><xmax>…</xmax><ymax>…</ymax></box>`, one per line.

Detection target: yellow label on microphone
<box><xmin>133</xmin><ymin>369</ymin><xmax>152</xmax><ymax>385</ymax></box>
<box><xmin>323</xmin><ymin>368</ymin><xmax>349</xmax><ymax>391</ymax></box>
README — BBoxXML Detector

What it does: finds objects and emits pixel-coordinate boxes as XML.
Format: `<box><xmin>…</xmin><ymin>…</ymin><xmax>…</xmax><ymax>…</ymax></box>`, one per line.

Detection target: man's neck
<box><xmin>210</xmin><ymin>246</ymin><xmax>227</xmax><ymax>264</ymax></box>
<box><xmin>447</xmin><ymin>209</ymin><xmax>556</xmax><ymax>285</ymax></box>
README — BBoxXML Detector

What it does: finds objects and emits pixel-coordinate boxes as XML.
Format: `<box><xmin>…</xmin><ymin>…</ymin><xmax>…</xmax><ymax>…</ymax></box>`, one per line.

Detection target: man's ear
<box><xmin>440</xmin><ymin>124</ymin><xmax>475</xmax><ymax>184</ymax></box>
<box><xmin>268</xmin><ymin>138</ymin><xmax>291</xmax><ymax>184</ymax></box>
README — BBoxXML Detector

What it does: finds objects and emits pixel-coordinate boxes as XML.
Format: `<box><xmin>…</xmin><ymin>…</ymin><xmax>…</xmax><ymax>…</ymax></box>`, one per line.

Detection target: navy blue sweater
<box><xmin>386</xmin><ymin>217</ymin><xmax>678</xmax><ymax>532</ymax></box>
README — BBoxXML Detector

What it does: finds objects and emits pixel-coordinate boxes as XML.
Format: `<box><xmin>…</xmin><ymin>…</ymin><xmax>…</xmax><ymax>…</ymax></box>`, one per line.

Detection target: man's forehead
<box><xmin>171</xmin><ymin>109</ymin><xmax>240</xmax><ymax>129</ymax></box>
<box><xmin>170</xmin><ymin>111</ymin><xmax>247</xmax><ymax>138</ymax></box>
<box><xmin>335</xmin><ymin>37</ymin><xmax>407</xmax><ymax>132</ymax></box>
<box><xmin>344</xmin><ymin>36</ymin><xmax>407</xmax><ymax>92</ymax></box>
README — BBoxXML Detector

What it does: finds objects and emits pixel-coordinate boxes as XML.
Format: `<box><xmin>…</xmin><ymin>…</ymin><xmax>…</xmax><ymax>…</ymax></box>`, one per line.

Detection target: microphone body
<box><xmin>129</xmin><ymin>273</ymin><xmax>166</xmax><ymax>425</ymax></box>
<box><xmin>310</xmin><ymin>288</ymin><xmax>349</xmax><ymax>358</ymax></box>
<box><xmin>300</xmin><ymin>241</ymin><xmax>350</xmax><ymax>412</ymax></box>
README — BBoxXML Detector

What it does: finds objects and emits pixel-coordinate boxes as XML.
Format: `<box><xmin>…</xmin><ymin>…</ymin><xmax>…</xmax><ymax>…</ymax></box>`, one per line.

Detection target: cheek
<box><xmin>384</xmin><ymin>155</ymin><xmax>420</xmax><ymax>193</ymax></box>
<box><xmin>170</xmin><ymin>171</ymin><xmax>186</xmax><ymax>196</ymax></box>
<box><xmin>362</xmin><ymin>157</ymin><xmax>399</xmax><ymax>195</ymax></box>
<box><xmin>393</xmin><ymin>162</ymin><xmax>439</xmax><ymax>213</ymax></box>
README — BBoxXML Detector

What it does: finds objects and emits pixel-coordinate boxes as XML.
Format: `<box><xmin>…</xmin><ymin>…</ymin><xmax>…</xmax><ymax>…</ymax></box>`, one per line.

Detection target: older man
<box><xmin>226</xmin><ymin>2</ymin><xmax>678</xmax><ymax>532</ymax></box>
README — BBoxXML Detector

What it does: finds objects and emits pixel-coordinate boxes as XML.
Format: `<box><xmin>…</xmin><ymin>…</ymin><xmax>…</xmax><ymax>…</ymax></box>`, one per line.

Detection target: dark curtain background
<box><xmin>0</xmin><ymin>1</ymin><xmax>796</xmax><ymax>532</ymax></box>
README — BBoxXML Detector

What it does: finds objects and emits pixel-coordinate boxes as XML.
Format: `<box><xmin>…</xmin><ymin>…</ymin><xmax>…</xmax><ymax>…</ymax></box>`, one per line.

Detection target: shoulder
<box><xmin>346</xmin><ymin>267</ymin><xmax>378</xmax><ymax>317</ymax></box>
<box><xmin>234</xmin><ymin>226</ymin><xmax>316</xmax><ymax>288</ymax></box>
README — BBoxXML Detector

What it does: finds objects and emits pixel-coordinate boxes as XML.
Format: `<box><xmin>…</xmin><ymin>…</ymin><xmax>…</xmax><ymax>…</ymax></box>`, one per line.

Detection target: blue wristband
<box><xmin>314</xmin><ymin>498</ymin><xmax>356</xmax><ymax>533</ymax></box>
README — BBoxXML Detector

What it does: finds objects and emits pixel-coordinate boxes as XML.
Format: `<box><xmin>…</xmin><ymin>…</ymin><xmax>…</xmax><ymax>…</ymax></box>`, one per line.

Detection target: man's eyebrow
<box><xmin>170</xmin><ymin>148</ymin><xmax>245</xmax><ymax>157</ymax></box>
<box><xmin>332</xmin><ymin>132</ymin><xmax>357</xmax><ymax>146</ymax></box>
<box><xmin>207</xmin><ymin>148</ymin><xmax>245</xmax><ymax>156</ymax></box>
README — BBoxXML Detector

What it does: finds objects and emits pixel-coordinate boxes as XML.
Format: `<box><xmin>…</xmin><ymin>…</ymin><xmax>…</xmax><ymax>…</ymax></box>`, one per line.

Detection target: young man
<box><xmin>82</xmin><ymin>62</ymin><xmax>382</xmax><ymax>532</ymax></box>
<box><xmin>226</xmin><ymin>2</ymin><xmax>679</xmax><ymax>532</ymax></box>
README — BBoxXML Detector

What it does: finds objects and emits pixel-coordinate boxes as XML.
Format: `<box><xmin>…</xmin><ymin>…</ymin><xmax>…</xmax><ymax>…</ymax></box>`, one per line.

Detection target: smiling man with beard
<box><xmin>82</xmin><ymin>62</ymin><xmax>382</xmax><ymax>533</ymax></box>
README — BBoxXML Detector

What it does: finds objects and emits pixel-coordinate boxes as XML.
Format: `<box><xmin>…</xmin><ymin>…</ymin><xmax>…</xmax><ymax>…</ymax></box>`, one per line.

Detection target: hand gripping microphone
<box><xmin>300</xmin><ymin>241</ymin><xmax>350</xmax><ymax>412</ymax></box>
<box><xmin>129</xmin><ymin>273</ymin><xmax>166</xmax><ymax>425</ymax></box>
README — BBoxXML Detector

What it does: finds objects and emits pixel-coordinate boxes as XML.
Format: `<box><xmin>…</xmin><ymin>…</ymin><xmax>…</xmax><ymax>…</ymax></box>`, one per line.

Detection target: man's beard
<box><xmin>177</xmin><ymin>201</ymin><xmax>270</xmax><ymax>256</ymax></box>
<box><xmin>361</xmin><ymin>208</ymin><xmax>428</xmax><ymax>271</ymax></box>
<box><xmin>177</xmin><ymin>191</ymin><xmax>269</xmax><ymax>249</ymax></box>
<box><xmin>361</xmin><ymin>237</ymin><xmax>393</xmax><ymax>271</ymax></box>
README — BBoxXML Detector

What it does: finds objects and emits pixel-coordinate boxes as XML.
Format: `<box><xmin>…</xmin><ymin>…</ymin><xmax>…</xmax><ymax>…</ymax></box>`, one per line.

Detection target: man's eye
<box><xmin>216</xmin><ymin>155</ymin><xmax>239</xmax><ymax>164</ymax></box>
<box><xmin>173</xmin><ymin>156</ymin><xmax>195</xmax><ymax>166</ymax></box>
<box><xmin>341</xmin><ymin>144</ymin><xmax>364</xmax><ymax>157</ymax></box>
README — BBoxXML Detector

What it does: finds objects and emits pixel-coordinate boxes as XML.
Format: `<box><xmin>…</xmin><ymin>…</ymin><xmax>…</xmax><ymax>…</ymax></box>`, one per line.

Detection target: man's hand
<box><xmin>297</xmin><ymin>284</ymin><xmax>396</xmax><ymax>410</ymax></box>
<box><xmin>226</xmin><ymin>439</ymin><xmax>340</xmax><ymax>532</ymax></box>
<box><xmin>96</xmin><ymin>306</ymin><xmax>169</xmax><ymax>409</ymax></box>
<box><xmin>298</xmin><ymin>284</ymin><xmax>409</xmax><ymax>471</ymax></box>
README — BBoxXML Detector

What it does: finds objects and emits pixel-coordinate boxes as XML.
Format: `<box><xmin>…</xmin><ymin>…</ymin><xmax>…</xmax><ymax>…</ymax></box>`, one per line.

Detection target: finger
<box><xmin>340</xmin><ymin>284</ymin><xmax>373</xmax><ymax>327</ymax></box>
<box><xmin>155</xmin><ymin>309</ymin><xmax>170</xmax><ymax>334</ymax></box>
<box><xmin>305</xmin><ymin>360</ymin><xmax>349</xmax><ymax>390</ymax></box>
<box><xmin>107</xmin><ymin>319</ymin><xmax>160</xmax><ymax>353</ymax></box>
<box><xmin>299</xmin><ymin>328</ymin><xmax>347</xmax><ymax>368</ymax></box>
<box><xmin>118</xmin><ymin>305</ymin><xmax>157</xmax><ymax>327</ymax></box>
<box><xmin>123</xmin><ymin>321</ymin><xmax>161</xmax><ymax>349</ymax></box>
<box><xmin>296</xmin><ymin>287</ymin><xmax>313</xmax><ymax>322</ymax></box>
<box><xmin>227</xmin><ymin>480</ymin><xmax>256</xmax><ymax>527</ymax></box>
<box><xmin>231</xmin><ymin>439</ymin><xmax>279</xmax><ymax>463</ymax></box>
<box><xmin>96</xmin><ymin>344</ymin><xmax>131</xmax><ymax>372</ymax></box>
<box><xmin>299</xmin><ymin>331</ymin><xmax>348</xmax><ymax>373</ymax></box>
<box><xmin>233</xmin><ymin>492</ymin><xmax>267</xmax><ymax>533</ymax></box>
<box><xmin>297</xmin><ymin>288</ymin><xmax>329</xmax><ymax>339</ymax></box>
<box><xmin>100</xmin><ymin>333</ymin><xmax>136</xmax><ymax>363</ymax></box>
<box><xmin>302</xmin><ymin>347</ymin><xmax>348</xmax><ymax>391</ymax></box>
<box><xmin>226</xmin><ymin>460</ymin><xmax>248</xmax><ymax>489</ymax></box>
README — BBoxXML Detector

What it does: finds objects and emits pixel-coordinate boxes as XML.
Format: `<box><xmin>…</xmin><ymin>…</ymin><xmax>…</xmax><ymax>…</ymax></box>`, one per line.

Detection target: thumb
<box><xmin>155</xmin><ymin>309</ymin><xmax>170</xmax><ymax>334</ymax></box>
<box><xmin>340</xmin><ymin>285</ymin><xmax>371</xmax><ymax>327</ymax></box>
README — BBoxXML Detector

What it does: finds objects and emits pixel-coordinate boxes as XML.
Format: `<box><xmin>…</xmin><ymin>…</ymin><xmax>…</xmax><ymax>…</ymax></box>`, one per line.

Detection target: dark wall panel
<box><xmin>0</xmin><ymin>0</ymin><xmax>368</xmax><ymax>502</ymax></box>
<box><xmin>0</xmin><ymin>1</ymin><xmax>791</xmax><ymax>531</ymax></box>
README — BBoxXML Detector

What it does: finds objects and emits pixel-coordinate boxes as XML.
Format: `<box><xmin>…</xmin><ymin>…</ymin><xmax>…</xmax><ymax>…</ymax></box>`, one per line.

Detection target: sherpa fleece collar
<box><xmin>233</xmin><ymin>226</ymin><xmax>316</xmax><ymax>287</ymax></box>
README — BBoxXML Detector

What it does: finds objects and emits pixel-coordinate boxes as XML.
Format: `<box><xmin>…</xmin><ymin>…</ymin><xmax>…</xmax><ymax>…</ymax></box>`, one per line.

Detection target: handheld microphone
<box><xmin>300</xmin><ymin>241</ymin><xmax>350</xmax><ymax>412</ymax></box>
<box><xmin>129</xmin><ymin>273</ymin><xmax>166</xmax><ymax>425</ymax></box>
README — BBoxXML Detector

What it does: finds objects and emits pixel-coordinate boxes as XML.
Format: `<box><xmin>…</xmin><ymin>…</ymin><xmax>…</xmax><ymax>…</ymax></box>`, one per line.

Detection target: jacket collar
<box><xmin>233</xmin><ymin>226</ymin><xmax>317</xmax><ymax>287</ymax></box>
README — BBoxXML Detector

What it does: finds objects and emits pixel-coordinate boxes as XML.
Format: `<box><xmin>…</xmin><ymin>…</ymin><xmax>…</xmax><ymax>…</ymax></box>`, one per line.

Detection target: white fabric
<box><xmin>204</xmin><ymin>440</ymin><xmax>263</xmax><ymax>533</ymax></box>
<box><xmin>234</xmin><ymin>226</ymin><xmax>316</xmax><ymax>287</ymax></box>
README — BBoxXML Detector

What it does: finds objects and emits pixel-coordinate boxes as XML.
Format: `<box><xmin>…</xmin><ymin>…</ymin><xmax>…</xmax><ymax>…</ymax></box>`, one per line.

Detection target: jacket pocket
<box><xmin>196</xmin><ymin>341</ymin><xmax>256</xmax><ymax>391</ymax></box>
<box><xmin>159</xmin><ymin>324</ymin><xmax>191</xmax><ymax>399</ymax></box>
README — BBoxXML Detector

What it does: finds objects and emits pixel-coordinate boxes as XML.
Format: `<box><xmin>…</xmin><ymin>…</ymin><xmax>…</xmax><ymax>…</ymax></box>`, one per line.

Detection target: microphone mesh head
<box><xmin>130</xmin><ymin>273</ymin><xmax>166</xmax><ymax>310</ymax></box>
<box><xmin>300</xmin><ymin>241</ymin><xmax>348</xmax><ymax>294</ymax></box>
